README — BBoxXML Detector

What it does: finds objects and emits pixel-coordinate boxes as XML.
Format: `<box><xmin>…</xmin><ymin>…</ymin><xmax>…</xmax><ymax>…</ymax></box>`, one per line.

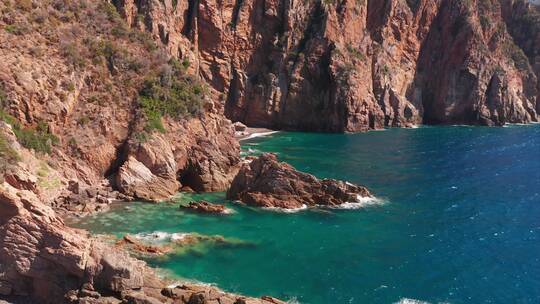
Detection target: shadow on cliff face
<box><xmin>411</xmin><ymin>0</ymin><xmax>538</xmax><ymax>126</ymax></box>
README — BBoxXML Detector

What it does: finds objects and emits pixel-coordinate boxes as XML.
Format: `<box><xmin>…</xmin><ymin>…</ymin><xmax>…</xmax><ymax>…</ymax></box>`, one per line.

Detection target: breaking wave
<box><xmin>133</xmin><ymin>231</ymin><xmax>190</xmax><ymax>244</ymax></box>
<box><xmin>394</xmin><ymin>298</ymin><xmax>430</xmax><ymax>304</ymax></box>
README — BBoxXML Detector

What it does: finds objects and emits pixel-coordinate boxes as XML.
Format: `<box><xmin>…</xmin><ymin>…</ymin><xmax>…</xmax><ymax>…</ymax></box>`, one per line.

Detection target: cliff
<box><xmin>114</xmin><ymin>0</ymin><xmax>540</xmax><ymax>131</ymax></box>
<box><xmin>0</xmin><ymin>97</ymin><xmax>279</xmax><ymax>303</ymax></box>
<box><xmin>1</xmin><ymin>0</ymin><xmax>540</xmax><ymax>302</ymax></box>
<box><xmin>0</xmin><ymin>0</ymin><xmax>240</xmax><ymax>211</ymax></box>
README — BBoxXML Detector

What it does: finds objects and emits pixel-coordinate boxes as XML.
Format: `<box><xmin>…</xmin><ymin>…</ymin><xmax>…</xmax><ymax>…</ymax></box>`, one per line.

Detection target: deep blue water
<box><xmin>75</xmin><ymin>125</ymin><xmax>540</xmax><ymax>304</ymax></box>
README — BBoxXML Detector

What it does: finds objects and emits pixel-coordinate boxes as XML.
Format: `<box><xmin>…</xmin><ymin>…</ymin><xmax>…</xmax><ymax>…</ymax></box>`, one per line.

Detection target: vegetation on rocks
<box><xmin>0</xmin><ymin>110</ymin><xmax>58</xmax><ymax>154</ymax></box>
<box><xmin>0</xmin><ymin>133</ymin><xmax>20</xmax><ymax>176</ymax></box>
<box><xmin>139</xmin><ymin>59</ymin><xmax>207</xmax><ymax>133</ymax></box>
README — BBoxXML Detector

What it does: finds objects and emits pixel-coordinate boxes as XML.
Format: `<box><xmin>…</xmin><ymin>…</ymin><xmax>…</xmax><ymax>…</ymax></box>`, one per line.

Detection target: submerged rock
<box><xmin>227</xmin><ymin>153</ymin><xmax>372</xmax><ymax>209</ymax></box>
<box><xmin>180</xmin><ymin>201</ymin><xmax>232</xmax><ymax>215</ymax></box>
<box><xmin>117</xmin><ymin>235</ymin><xmax>173</xmax><ymax>256</ymax></box>
<box><xmin>117</xmin><ymin>232</ymin><xmax>254</xmax><ymax>257</ymax></box>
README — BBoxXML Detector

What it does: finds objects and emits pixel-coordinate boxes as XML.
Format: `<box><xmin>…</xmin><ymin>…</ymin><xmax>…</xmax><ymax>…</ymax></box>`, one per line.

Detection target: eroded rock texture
<box><xmin>0</xmin><ymin>125</ymin><xmax>281</xmax><ymax>304</ymax></box>
<box><xmin>227</xmin><ymin>153</ymin><xmax>372</xmax><ymax>209</ymax></box>
<box><xmin>115</xmin><ymin>0</ymin><xmax>540</xmax><ymax>131</ymax></box>
<box><xmin>0</xmin><ymin>0</ymin><xmax>241</xmax><ymax>207</ymax></box>
<box><xmin>0</xmin><ymin>182</ymin><xmax>286</xmax><ymax>303</ymax></box>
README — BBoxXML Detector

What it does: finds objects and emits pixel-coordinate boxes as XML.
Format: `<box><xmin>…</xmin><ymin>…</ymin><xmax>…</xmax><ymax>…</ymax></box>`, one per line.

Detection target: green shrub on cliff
<box><xmin>139</xmin><ymin>60</ymin><xmax>206</xmax><ymax>132</ymax></box>
<box><xmin>0</xmin><ymin>110</ymin><xmax>58</xmax><ymax>154</ymax></box>
<box><xmin>0</xmin><ymin>133</ymin><xmax>20</xmax><ymax>175</ymax></box>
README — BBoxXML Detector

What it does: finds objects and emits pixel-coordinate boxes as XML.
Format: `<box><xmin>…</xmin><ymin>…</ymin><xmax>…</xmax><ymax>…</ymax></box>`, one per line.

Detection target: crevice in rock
<box><xmin>224</xmin><ymin>68</ymin><xmax>241</xmax><ymax>121</ymax></box>
<box><xmin>183</xmin><ymin>0</ymin><xmax>199</xmax><ymax>39</ymax></box>
<box><xmin>158</xmin><ymin>24</ymin><xmax>169</xmax><ymax>44</ymax></box>
<box><xmin>367</xmin><ymin>0</ymin><xmax>390</xmax><ymax>43</ymax></box>
<box><xmin>178</xmin><ymin>164</ymin><xmax>205</xmax><ymax>192</ymax></box>
<box><xmin>295</xmin><ymin>2</ymin><xmax>326</xmax><ymax>57</ymax></box>
<box><xmin>104</xmin><ymin>105</ymin><xmax>140</xmax><ymax>186</ymax></box>
<box><xmin>231</xmin><ymin>0</ymin><xmax>245</xmax><ymax>29</ymax></box>
<box><xmin>277</xmin><ymin>0</ymin><xmax>289</xmax><ymax>37</ymax></box>
<box><xmin>104</xmin><ymin>138</ymin><xmax>130</xmax><ymax>182</ymax></box>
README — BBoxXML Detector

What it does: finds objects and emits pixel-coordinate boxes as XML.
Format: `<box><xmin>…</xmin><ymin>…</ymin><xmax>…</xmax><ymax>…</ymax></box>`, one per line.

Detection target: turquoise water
<box><xmin>74</xmin><ymin>125</ymin><xmax>540</xmax><ymax>304</ymax></box>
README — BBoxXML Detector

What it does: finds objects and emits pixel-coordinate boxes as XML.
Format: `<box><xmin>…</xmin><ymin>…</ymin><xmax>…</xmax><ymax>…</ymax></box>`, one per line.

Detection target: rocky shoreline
<box><xmin>0</xmin><ymin>172</ymin><xmax>285</xmax><ymax>304</ymax></box>
<box><xmin>1</xmin><ymin>0</ymin><xmax>539</xmax><ymax>302</ymax></box>
<box><xmin>228</xmin><ymin>153</ymin><xmax>373</xmax><ymax>209</ymax></box>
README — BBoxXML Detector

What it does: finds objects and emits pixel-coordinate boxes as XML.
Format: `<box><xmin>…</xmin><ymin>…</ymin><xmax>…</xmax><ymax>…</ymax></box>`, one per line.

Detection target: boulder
<box><xmin>227</xmin><ymin>153</ymin><xmax>372</xmax><ymax>209</ymax></box>
<box><xmin>180</xmin><ymin>201</ymin><xmax>232</xmax><ymax>214</ymax></box>
<box><xmin>115</xmin><ymin>156</ymin><xmax>179</xmax><ymax>201</ymax></box>
<box><xmin>233</xmin><ymin>122</ymin><xmax>247</xmax><ymax>132</ymax></box>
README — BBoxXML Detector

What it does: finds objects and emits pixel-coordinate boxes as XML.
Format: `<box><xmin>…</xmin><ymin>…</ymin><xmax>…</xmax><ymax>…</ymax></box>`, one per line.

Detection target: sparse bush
<box><xmin>60</xmin><ymin>41</ymin><xmax>86</xmax><ymax>68</ymax></box>
<box><xmin>139</xmin><ymin>60</ymin><xmax>206</xmax><ymax>132</ymax></box>
<box><xmin>4</xmin><ymin>23</ymin><xmax>30</xmax><ymax>35</ymax></box>
<box><xmin>382</xmin><ymin>64</ymin><xmax>390</xmax><ymax>75</ymax></box>
<box><xmin>182</xmin><ymin>58</ymin><xmax>190</xmax><ymax>69</ymax></box>
<box><xmin>0</xmin><ymin>110</ymin><xmax>58</xmax><ymax>154</ymax></box>
<box><xmin>0</xmin><ymin>133</ymin><xmax>20</xmax><ymax>176</ymax></box>
<box><xmin>129</xmin><ymin>30</ymin><xmax>157</xmax><ymax>51</ymax></box>
<box><xmin>77</xmin><ymin>116</ymin><xmax>90</xmax><ymax>126</ymax></box>
<box><xmin>99</xmin><ymin>2</ymin><xmax>122</xmax><ymax>23</ymax></box>
<box><xmin>480</xmin><ymin>15</ymin><xmax>490</xmax><ymax>31</ymax></box>
<box><xmin>346</xmin><ymin>44</ymin><xmax>367</xmax><ymax>62</ymax></box>
<box><xmin>0</xmin><ymin>89</ymin><xmax>7</xmax><ymax>108</ymax></box>
<box><xmin>504</xmin><ymin>41</ymin><xmax>530</xmax><ymax>71</ymax></box>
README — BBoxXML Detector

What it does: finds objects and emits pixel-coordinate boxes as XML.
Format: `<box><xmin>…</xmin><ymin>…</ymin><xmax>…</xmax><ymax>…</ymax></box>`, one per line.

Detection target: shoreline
<box><xmin>236</xmin><ymin>127</ymin><xmax>279</xmax><ymax>141</ymax></box>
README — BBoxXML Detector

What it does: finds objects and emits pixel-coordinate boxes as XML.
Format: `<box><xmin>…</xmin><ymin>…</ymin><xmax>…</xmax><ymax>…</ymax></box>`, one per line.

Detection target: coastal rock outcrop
<box><xmin>180</xmin><ymin>201</ymin><xmax>232</xmax><ymax>214</ymax></box>
<box><xmin>227</xmin><ymin>153</ymin><xmax>372</xmax><ymax>209</ymax></box>
<box><xmin>0</xmin><ymin>182</ymin><xmax>150</xmax><ymax>302</ymax></box>
<box><xmin>0</xmin><ymin>174</ymin><xmax>282</xmax><ymax>304</ymax></box>
<box><xmin>115</xmin><ymin>135</ymin><xmax>180</xmax><ymax>201</ymax></box>
<box><xmin>115</xmin><ymin>114</ymin><xmax>241</xmax><ymax>201</ymax></box>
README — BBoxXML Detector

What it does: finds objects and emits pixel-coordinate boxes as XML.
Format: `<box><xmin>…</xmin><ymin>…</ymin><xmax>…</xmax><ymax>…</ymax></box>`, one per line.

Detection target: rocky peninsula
<box><xmin>228</xmin><ymin>153</ymin><xmax>372</xmax><ymax>209</ymax></box>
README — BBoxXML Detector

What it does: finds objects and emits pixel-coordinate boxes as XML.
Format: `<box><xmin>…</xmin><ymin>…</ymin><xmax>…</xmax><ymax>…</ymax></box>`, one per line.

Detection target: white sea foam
<box><xmin>394</xmin><ymin>298</ymin><xmax>430</xmax><ymax>304</ymax></box>
<box><xmin>286</xmin><ymin>297</ymin><xmax>301</xmax><ymax>304</ymax></box>
<box><xmin>133</xmin><ymin>231</ymin><xmax>189</xmax><ymax>244</ymax></box>
<box><xmin>262</xmin><ymin>204</ymin><xmax>308</xmax><ymax>213</ymax></box>
<box><xmin>241</xmin><ymin>131</ymin><xmax>279</xmax><ymax>141</ymax></box>
<box><xmin>261</xmin><ymin>195</ymin><xmax>383</xmax><ymax>212</ymax></box>
<box><xmin>503</xmin><ymin>122</ymin><xmax>539</xmax><ymax>127</ymax></box>
<box><xmin>240</xmin><ymin>148</ymin><xmax>261</xmax><ymax>156</ymax></box>
<box><xmin>324</xmin><ymin>195</ymin><xmax>384</xmax><ymax>210</ymax></box>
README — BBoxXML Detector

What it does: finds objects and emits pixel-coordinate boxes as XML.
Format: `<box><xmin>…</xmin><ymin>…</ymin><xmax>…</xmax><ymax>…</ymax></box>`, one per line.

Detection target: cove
<box><xmin>73</xmin><ymin>125</ymin><xmax>540</xmax><ymax>304</ymax></box>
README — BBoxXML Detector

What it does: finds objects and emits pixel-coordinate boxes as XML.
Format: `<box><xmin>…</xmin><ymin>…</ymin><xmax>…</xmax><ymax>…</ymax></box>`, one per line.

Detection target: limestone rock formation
<box><xmin>227</xmin><ymin>153</ymin><xmax>372</xmax><ymax>209</ymax></box>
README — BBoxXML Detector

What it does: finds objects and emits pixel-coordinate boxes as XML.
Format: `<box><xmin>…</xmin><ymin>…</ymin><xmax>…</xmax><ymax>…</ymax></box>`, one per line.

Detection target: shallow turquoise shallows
<box><xmin>73</xmin><ymin>125</ymin><xmax>540</xmax><ymax>304</ymax></box>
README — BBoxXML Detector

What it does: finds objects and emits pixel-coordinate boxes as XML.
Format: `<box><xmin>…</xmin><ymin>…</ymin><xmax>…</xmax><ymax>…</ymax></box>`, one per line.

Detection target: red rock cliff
<box><xmin>115</xmin><ymin>0</ymin><xmax>540</xmax><ymax>131</ymax></box>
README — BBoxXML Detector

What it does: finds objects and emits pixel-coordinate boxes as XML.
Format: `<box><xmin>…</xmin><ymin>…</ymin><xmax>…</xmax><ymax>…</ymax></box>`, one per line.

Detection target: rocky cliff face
<box><xmin>0</xmin><ymin>88</ymin><xmax>278</xmax><ymax>304</ymax></box>
<box><xmin>115</xmin><ymin>0</ymin><xmax>540</xmax><ymax>131</ymax></box>
<box><xmin>0</xmin><ymin>0</ymin><xmax>240</xmax><ymax>208</ymax></box>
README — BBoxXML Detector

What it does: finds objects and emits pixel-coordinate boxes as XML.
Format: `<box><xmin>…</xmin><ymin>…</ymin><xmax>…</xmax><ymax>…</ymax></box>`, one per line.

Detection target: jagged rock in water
<box><xmin>227</xmin><ymin>153</ymin><xmax>372</xmax><ymax>209</ymax></box>
<box><xmin>180</xmin><ymin>201</ymin><xmax>232</xmax><ymax>214</ymax></box>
